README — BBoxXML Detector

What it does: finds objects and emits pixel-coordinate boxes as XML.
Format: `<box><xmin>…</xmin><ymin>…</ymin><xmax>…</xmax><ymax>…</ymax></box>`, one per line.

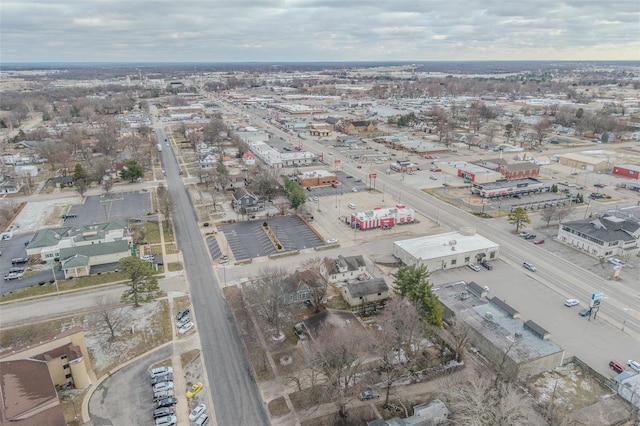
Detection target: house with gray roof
<box><xmin>557</xmin><ymin>214</ymin><xmax>640</xmax><ymax>258</ymax></box>
<box><xmin>26</xmin><ymin>219</ymin><xmax>129</xmax><ymax>263</ymax></box>
<box><xmin>321</xmin><ymin>254</ymin><xmax>368</xmax><ymax>284</ymax></box>
<box><xmin>342</xmin><ymin>277</ymin><xmax>390</xmax><ymax>308</ymax></box>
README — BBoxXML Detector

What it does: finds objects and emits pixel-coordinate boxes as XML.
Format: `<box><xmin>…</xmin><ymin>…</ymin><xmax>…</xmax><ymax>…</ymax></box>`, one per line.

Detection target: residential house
<box><xmin>222</xmin><ymin>156</ymin><xmax>235</xmax><ymax>167</ymax></box>
<box><xmin>282</xmin><ymin>269</ymin><xmax>327</xmax><ymax>304</ymax></box>
<box><xmin>232</xmin><ymin>188</ymin><xmax>265</xmax><ymax>214</ymax></box>
<box><xmin>321</xmin><ymin>255</ymin><xmax>368</xmax><ymax>284</ymax></box>
<box><xmin>342</xmin><ymin>277</ymin><xmax>390</xmax><ymax>308</ymax></box>
<box><xmin>2</xmin><ymin>150</ymin><xmax>24</xmax><ymax>165</ymax></box>
<box><xmin>242</xmin><ymin>152</ymin><xmax>256</xmax><ymax>166</ymax></box>
<box><xmin>0</xmin><ymin>179</ymin><xmax>22</xmax><ymax>194</ymax></box>
<box><xmin>198</xmin><ymin>153</ymin><xmax>218</xmax><ymax>169</ymax></box>
<box><xmin>342</xmin><ymin>120</ymin><xmax>376</xmax><ymax>135</ymax></box>
<box><xmin>557</xmin><ymin>214</ymin><xmax>640</xmax><ymax>259</ymax></box>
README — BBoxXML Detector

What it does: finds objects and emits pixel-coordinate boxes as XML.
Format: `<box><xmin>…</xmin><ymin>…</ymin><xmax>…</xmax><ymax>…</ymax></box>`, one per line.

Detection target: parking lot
<box><xmin>65</xmin><ymin>191</ymin><xmax>152</xmax><ymax>224</ymax></box>
<box><xmin>218</xmin><ymin>216</ymin><xmax>325</xmax><ymax>261</ymax></box>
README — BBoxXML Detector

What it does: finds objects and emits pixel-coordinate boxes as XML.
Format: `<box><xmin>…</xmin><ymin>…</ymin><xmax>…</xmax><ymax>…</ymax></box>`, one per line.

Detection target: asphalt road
<box><xmin>155</xmin><ymin>125</ymin><xmax>269</xmax><ymax>426</ymax></box>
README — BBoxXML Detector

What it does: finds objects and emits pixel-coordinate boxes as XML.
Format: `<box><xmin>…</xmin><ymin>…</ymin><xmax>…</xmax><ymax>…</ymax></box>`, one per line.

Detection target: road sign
<box><xmin>590</xmin><ymin>291</ymin><xmax>604</xmax><ymax>308</ymax></box>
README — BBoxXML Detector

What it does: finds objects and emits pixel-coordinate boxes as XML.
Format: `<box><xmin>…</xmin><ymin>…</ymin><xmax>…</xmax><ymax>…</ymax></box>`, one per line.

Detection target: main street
<box><xmin>154</xmin><ymin>120</ymin><xmax>269</xmax><ymax>426</ymax></box>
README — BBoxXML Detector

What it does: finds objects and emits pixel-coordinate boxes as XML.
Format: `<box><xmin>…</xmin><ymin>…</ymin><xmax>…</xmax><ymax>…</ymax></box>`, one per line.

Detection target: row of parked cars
<box><xmin>176</xmin><ymin>307</ymin><xmax>195</xmax><ymax>334</ymax></box>
<box><xmin>609</xmin><ymin>359</ymin><xmax>640</xmax><ymax>374</ymax></box>
<box><xmin>150</xmin><ymin>364</ymin><xmax>209</xmax><ymax>426</ymax></box>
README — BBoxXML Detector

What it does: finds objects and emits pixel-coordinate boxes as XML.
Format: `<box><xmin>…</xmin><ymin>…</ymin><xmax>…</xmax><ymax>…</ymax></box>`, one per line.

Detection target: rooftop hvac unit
<box><xmin>515</xmin><ymin>332</ymin><xmax>523</xmax><ymax>339</ymax></box>
<box><xmin>485</xmin><ymin>311</ymin><xmax>494</xmax><ymax>320</ymax></box>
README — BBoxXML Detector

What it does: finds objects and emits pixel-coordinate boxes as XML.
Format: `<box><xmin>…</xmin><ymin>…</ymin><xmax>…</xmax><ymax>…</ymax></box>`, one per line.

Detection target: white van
<box><xmin>348</xmin><ymin>203</ymin><xmax>356</xmax><ymax>210</ymax></box>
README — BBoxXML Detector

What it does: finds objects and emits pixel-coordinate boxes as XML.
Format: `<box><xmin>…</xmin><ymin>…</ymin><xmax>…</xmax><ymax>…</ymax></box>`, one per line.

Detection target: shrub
<box><xmin>263</xmin><ymin>221</ymin><xmax>268</xmax><ymax>227</ymax></box>
<box><xmin>39</xmin><ymin>281</ymin><xmax>46</xmax><ymax>286</ymax></box>
<box><xmin>203</xmin><ymin>222</ymin><xmax>209</xmax><ymax>227</ymax></box>
<box><xmin>49</xmin><ymin>279</ymin><xmax>55</xmax><ymax>284</ymax></box>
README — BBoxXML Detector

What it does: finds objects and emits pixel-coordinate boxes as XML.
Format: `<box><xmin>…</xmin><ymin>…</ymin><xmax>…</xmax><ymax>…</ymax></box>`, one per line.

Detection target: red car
<box><xmin>432</xmin><ymin>168</ymin><xmax>442</xmax><ymax>172</ymax></box>
<box><xmin>533</xmin><ymin>239</ymin><xmax>545</xmax><ymax>244</ymax></box>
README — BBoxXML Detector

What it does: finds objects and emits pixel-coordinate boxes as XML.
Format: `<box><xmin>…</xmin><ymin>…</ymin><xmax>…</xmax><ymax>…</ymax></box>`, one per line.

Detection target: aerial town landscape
<box><xmin>0</xmin><ymin>59</ymin><xmax>639</xmax><ymax>426</ymax></box>
<box><xmin>2</xmin><ymin>4</ymin><xmax>640</xmax><ymax>426</ymax></box>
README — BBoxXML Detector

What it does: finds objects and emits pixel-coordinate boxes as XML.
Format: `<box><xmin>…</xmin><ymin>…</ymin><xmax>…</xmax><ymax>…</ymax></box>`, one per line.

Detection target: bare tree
<box><xmin>373</xmin><ymin>297</ymin><xmax>425</xmax><ymax>406</ymax></box>
<box><xmin>75</xmin><ymin>179</ymin><xmax>88</xmax><ymax>197</ymax></box>
<box><xmin>245</xmin><ymin>266</ymin><xmax>290</xmax><ymax>336</ymax></box>
<box><xmin>306</xmin><ymin>325</ymin><xmax>371</xmax><ymax>418</ymax></box>
<box><xmin>446</xmin><ymin>375</ymin><xmax>534</xmax><ymax>425</ymax></box>
<box><xmin>300</xmin><ymin>257</ymin><xmax>328</xmax><ymax>313</ymax></box>
<box><xmin>156</xmin><ymin>184</ymin><xmax>175</xmax><ymax>220</ymax></box>
<box><xmin>448</xmin><ymin>315</ymin><xmax>471</xmax><ymax>363</ymax></box>
<box><xmin>533</xmin><ymin>118</ymin><xmax>552</xmax><ymax>146</ymax></box>
<box><xmin>540</xmin><ymin>205</ymin><xmax>558</xmax><ymax>228</ymax></box>
<box><xmin>555</xmin><ymin>202</ymin><xmax>575</xmax><ymax>224</ymax></box>
<box><xmin>484</xmin><ymin>124</ymin><xmax>497</xmax><ymax>144</ymax></box>
<box><xmin>102</xmin><ymin>178</ymin><xmax>113</xmax><ymax>197</ymax></box>
<box><xmin>94</xmin><ymin>295</ymin><xmax>127</xmax><ymax>340</ymax></box>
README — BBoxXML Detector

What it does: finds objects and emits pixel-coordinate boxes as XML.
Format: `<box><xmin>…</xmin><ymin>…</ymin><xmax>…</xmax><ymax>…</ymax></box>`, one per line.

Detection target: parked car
<box><xmin>150</xmin><ymin>366</ymin><xmax>173</xmax><ymax>378</ymax></box>
<box><xmin>467</xmin><ymin>263</ymin><xmax>480</xmax><ymax>272</ymax></box>
<box><xmin>524</xmin><ymin>234</ymin><xmax>537</xmax><ymax>240</ymax></box>
<box><xmin>293</xmin><ymin>323</ymin><xmax>308</xmax><ymax>340</ymax></box>
<box><xmin>11</xmin><ymin>258</ymin><xmax>28</xmax><ymax>265</ymax></box>
<box><xmin>187</xmin><ymin>382</ymin><xmax>204</xmax><ymax>399</ymax></box>
<box><xmin>177</xmin><ymin>316</ymin><xmax>191</xmax><ymax>328</ymax></box>
<box><xmin>352</xmin><ymin>188</ymin><xmax>358</xmax><ymax>192</ymax></box>
<box><xmin>564</xmin><ymin>299</ymin><xmax>579</xmax><ymax>307</ymax></box>
<box><xmin>594</xmin><ymin>183</ymin><xmax>605</xmax><ymax>188</ymax></box>
<box><xmin>188</xmin><ymin>404</ymin><xmax>207</xmax><ymax>422</ymax></box>
<box><xmin>151</xmin><ymin>374</ymin><xmax>173</xmax><ymax>385</ymax></box>
<box><xmin>154</xmin><ymin>415</ymin><xmax>177</xmax><ymax>426</ymax></box>
<box><xmin>142</xmin><ymin>254</ymin><xmax>155</xmax><ymax>262</ymax></box>
<box><xmin>608</xmin><ymin>258</ymin><xmax>625</xmax><ymax>267</ymax></box>
<box><xmin>62</xmin><ymin>213</ymin><xmax>78</xmax><ymax>219</ymax></box>
<box><xmin>480</xmin><ymin>261</ymin><xmax>493</xmax><ymax>270</ymax></box>
<box><xmin>533</xmin><ymin>239</ymin><xmax>545</xmax><ymax>244</ymax></box>
<box><xmin>578</xmin><ymin>308</ymin><xmax>591</xmax><ymax>317</ymax></box>
<box><xmin>176</xmin><ymin>308</ymin><xmax>190</xmax><ymax>321</ymax></box>
<box><xmin>153</xmin><ymin>390</ymin><xmax>174</xmax><ymax>401</ymax></box>
<box><xmin>178</xmin><ymin>322</ymin><xmax>194</xmax><ymax>334</ymax></box>
<box><xmin>156</xmin><ymin>397</ymin><xmax>178</xmax><ymax>409</ymax></box>
<box><xmin>326</xmin><ymin>238</ymin><xmax>338</xmax><ymax>244</ymax></box>
<box><xmin>3</xmin><ymin>272</ymin><xmax>23</xmax><ymax>280</ymax></box>
<box><xmin>627</xmin><ymin>360</ymin><xmax>640</xmax><ymax>372</ymax></box>
<box><xmin>153</xmin><ymin>406</ymin><xmax>174</xmax><ymax>419</ymax></box>
<box><xmin>194</xmin><ymin>414</ymin><xmax>209</xmax><ymax>426</ymax></box>
<box><xmin>153</xmin><ymin>382</ymin><xmax>174</xmax><ymax>393</ymax></box>
<box><xmin>358</xmin><ymin>389</ymin><xmax>380</xmax><ymax>400</ymax></box>
<box><xmin>523</xmin><ymin>262</ymin><xmax>537</xmax><ymax>272</ymax></box>
<box><xmin>519</xmin><ymin>231</ymin><xmax>531</xmax><ymax>237</ymax></box>
<box><xmin>429</xmin><ymin>175</ymin><xmax>437</xmax><ymax>180</ymax></box>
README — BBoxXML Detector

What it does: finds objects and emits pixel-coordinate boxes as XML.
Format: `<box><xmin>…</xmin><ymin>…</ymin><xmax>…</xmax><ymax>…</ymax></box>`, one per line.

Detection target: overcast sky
<box><xmin>1</xmin><ymin>0</ymin><xmax>639</xmax><ymax>63</ymax></box>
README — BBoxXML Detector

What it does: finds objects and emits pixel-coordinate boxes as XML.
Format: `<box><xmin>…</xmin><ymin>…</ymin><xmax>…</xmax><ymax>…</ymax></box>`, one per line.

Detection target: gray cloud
<box><xmin>1</xmin><ymin>0</ymin><xmax>638</xmax><ymax>62</ymax></box>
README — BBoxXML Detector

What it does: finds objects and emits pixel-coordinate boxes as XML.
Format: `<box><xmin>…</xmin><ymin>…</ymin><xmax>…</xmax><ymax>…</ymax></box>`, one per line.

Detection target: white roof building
<box><xmin>393</xmin><ymin>229</ymin><xmax>500</xmax><ymax>272</ymax></box>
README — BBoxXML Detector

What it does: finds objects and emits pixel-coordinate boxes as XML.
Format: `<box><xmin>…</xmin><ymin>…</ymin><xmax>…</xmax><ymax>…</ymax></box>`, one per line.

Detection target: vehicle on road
<box><xmin>154</xmin><ymin>415</ymin><xmax>177</xmax><ymax>426</ymax></box>
<box><xmin>178</xmin><ymin>322</ymin><xmax>194</xmax><ymax>334</ymax></box>
<box><xmin>156</xmin><ymin>398</ymin><xmax>178</xmax><ymax>409</ymax></box>
<box><xmin>358</xmin><ymin>389</ymin><xmax>380</xmax><ymax>400</ymax></box>
<box><xmin>523</xmin><ymin>262</ymin><xmax>537</xmax><ymax>272</ymax></box>
<box><xmin>608</xmin><ymin>258</ymin><xmax>625</xmax><ymax>267</ymax></box>
<box><xmin>150</xmin><ymin>366</ymin><xmax>173</xmax><ymax>378</ymax></box>
<box><xmin>627</xmin><ymin>360</ymin><xmax>640</xmax><ymax>372</ymax></box>
<box><xmin>429</xmin><ymin>175</ymin><xmax>437</xmax><ymax>180</ymax></box>
<box><xmin>189</xmin><ymin>404</ymin><xmax>207</xmax><ymax>421</ymax></box>
<box><xmin>564</xmin><ymin>299</ymin><xmax>579</xmax><ymax>307</ymax></box>
<box><xmin>326</xmin><ymin>239</ymin><xmax>338</xmax><ymax>244</ymax></box>
<box><xmin>519</xmin><ymin>231</ymin><xmax>531</xmax><ymax>237</ymax></box>
<box><xmin>311</xmin><ymin>196</ymin><xmax>318</xmax><ymax>201</ymax></box>
<box><xmin>609</xmin><ymin>360</ymin><xmax>625</xmax><ymax>373</ymax></box>
<box><xmin>467</xmin><ymin>263</ymin><xmax>480</xmax><ymax>272</ymax></box>
<box><xmin>352</xmin><ymin>188</ymin><xmax>358</xmax><ymax>192</ymax></box>
<box><xmin>579</xmin><ymin>308</ymin><xmax>591</xmax><ymax>317</ymax></box>
<box><xmin>187</xmin><ymin>382</ymin><xmax>203</xmax><ymax>399</ymax></box>
<box><xmin>176</xmin><ymin>308</ymin><xmax>190</xmax><ymax>320</ymax></box>
<box><xmin>153</xmin><ymin>407</ymin><xmax>174</xmax><ymax>419</ymax></box>
<box><xmin>594</xmin><ymin>183</ymin><xmax>605</xmax><ymax>188</ymax></box>
<box><xmin>533</xmin><ymin>239</ymin><xmax>545</xmax><ymax>245</ymax></box>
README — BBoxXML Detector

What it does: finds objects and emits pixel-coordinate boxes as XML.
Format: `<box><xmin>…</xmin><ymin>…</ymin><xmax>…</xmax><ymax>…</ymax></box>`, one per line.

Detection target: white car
<box><xmin>150</xmin><ymin>366</ymin><xmax>173</xmax><ymax>378</ymax></box>
<box><xmin>564</xmin><ymin>299</ymin><xmax>579</xmax><ymax>307</ymax></box>
<box><xmin>142</xmin><ymin>254</ymin><xmax>155</xmax><ymax>262</ymax></box>
<box><xmin>153</xmin><ymin>381</ymin><xmax>174</xmax><ymax>393</ymax></box>
<box><xmin>628</xmin><ymin>360</ymin><xmax>640</xmax><ymax>372</ymax></box>
<box><xmin>430</xmin><ymin>175</ymin><xmax>437</xmax><ymax>180</ymax></box>
<box><xmin>467</xmin><ymin>263</ymin><xmax>480</xmax><ymax>272</ymax></box>
<box><xmin>608</xmin><ymin>258</ymin><xmax>625</xmax><ymax>267</ymax></box>
<box><xmin>352</xmin><ymin>188</ymin><xmax>358</xmax><ymax>192</ymax></box>
<box><xmin>523</xmin><ymin>262</ymin><xmax>537</xmax><ymax>272</ymax></box>
<box><xmin>177</xmin><ymin>316</ymin><xmax>191</xmax><ymax>328</ymax></box>
<box><xmin>326</xmin><ymin>238</ymin><xmax>338</xmax><ymax>244</ymax></box>
<box><xmin>189</xmin><ymin>404</ymin><xmax>207</xmax><ymax>422</ymax></box>
<box><xmin>178</xmin><ymin>322</ymin><xmax>194</xmax><ymax>334</ymax></box>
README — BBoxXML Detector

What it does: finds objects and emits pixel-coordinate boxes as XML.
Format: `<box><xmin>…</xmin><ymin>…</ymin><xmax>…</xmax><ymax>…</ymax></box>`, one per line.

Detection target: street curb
<box><xmin>81</xmin><ymin>341</ymin><xmax>174</xmax><ymax>423</ymax></box>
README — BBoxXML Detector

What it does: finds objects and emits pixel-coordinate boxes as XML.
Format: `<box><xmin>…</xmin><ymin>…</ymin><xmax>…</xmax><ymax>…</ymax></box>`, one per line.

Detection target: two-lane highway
<box><xmin>153</xmin><ymin>120</ymin><xmax>268</xmax><ymax>426</ymax></box>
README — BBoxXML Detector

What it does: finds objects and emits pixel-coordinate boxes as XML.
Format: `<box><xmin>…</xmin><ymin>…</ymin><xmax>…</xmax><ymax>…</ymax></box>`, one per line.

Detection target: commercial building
<box><xmin>475</xmin><ymin>158</ymin><xmax>540</xmax><ymax>180</ymax></box>
<box><xmin>558</xmin><ymin>153</ymin><xmax>608</xmax><ymax>172</ymax></box>
<box><xmin>436</xmin><ymin>281</ymin><xmax>565</xmax><ymax>380</ymax></box>
<box><xmin>351</xmin><ymin>205</ymin><xmax>415</xmax><ymax>230</ymax></box>
<box><xmin>556</xmin><ymin>214</ymin><xmax>640</xmax><ymax>259</ymax></box>
<box><xmin>439</xmin><ymin>161</ymin><xmax>502</xmax><ymax>184</ymax></box>
<box><xmin>393</xmin><ymin>229</ymin><xmax>500</xmax><ymax>272</ymax></box>
<box><xmin>471</xmin><ymin>177</ymin><xmax>551</xmax><ymax>199</ymax></box>
<box><xmin>297</xmin><ymin>170</ymin><xmax>337</xmax><ymax>187</ymax></box>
